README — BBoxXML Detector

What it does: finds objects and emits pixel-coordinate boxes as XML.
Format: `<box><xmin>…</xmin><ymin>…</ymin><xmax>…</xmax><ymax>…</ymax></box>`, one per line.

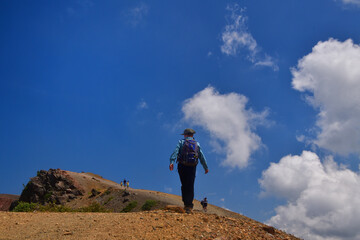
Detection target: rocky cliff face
<box><xmin>19</xmin><ymin>169</ymin><xmax>84</xmax><ymax>205</ymax></box>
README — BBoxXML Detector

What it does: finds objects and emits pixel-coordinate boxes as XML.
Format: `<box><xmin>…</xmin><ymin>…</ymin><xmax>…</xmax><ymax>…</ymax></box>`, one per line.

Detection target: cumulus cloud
<box><xmin>259</xmin><ymin>151</ymin><xmax>360</xmax><ymax>240</ymax></box>
<box><xmin>292</xmin><ymin>38</ymin><xmax>360</xmax><ymax>155</ymax></box>
<box><xmin>220</xmin><ymin>4</ymin><xmax>278</xmax><ymax>71</ymax></box>
<box><xmin>182</xmin><ymin>86</ymin><xmax>267</xmax><ymax>169</ymax></box>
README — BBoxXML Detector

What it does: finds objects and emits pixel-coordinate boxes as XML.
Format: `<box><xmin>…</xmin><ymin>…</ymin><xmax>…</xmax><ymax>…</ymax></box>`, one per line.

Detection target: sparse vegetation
<box><xmin>141</xmin><ymin>200</ymin><xmax>157</xmax><ymax>211</ymax></box>
<box><xmin>104</xmin><ymin>196</ymin><xmax>114</xmax><ymax>204</ymax></box>
<box><xmin>78</xmin><ymin>202</ymin><xmax>110</xmax><ymax>212</ymax></box>
<box><xmin>44</xmin><ymin>191</ymin><xmax>53</xmax><ymax>202</ymax></box>
<box><xmin>39</xmin><ymin>202</ymin><xmax>73</xmax><ymax>212</ymax></box>
<box><xmin>12</xmin><ymin>202</ymin><xmax>72</xmax><ymax>212</ymax></box>
<box><xmin>12</xmin><ymin>202</ymin><xmax>109</xmax><ymax>213</ymax></box>
<box><xmin>22</xmin><ymin>182</ymin><xmax>30</xmax><ymax>191</ymax></box>
<box><xmin>122</xmin><ymin>201</ymin><xmax>137</xmax><ymax>212</ymax></box>
<box><xmin>12</xmin><ymin>202</ymin><xmax>37</xmax><ymax>212</ymax></box>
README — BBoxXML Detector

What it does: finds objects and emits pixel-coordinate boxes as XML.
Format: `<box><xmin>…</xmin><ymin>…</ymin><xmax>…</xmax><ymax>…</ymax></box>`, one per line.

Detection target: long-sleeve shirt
<box><xmin>170</xmin><ymin>137</ymin><xmax>208</xmax><ymax>171</ymax></box>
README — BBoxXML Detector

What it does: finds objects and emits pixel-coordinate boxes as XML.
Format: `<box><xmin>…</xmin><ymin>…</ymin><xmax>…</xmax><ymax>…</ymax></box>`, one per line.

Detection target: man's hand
<box><xmin>169</xmin><ymin>163</ymin><xmax>174</xmax><ymax>171</ymax></box>
<box><xmin>205</xmin><ymin>169</ymin><xmax>209</xmax><ymax>174</ymax></box>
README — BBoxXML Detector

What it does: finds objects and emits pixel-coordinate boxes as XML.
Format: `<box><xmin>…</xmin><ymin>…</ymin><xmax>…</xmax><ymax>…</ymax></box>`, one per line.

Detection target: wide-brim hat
<box><xmin>181</xmin><ymin>128</ymin><xmax>196</xmax><ymax>135</ymax></box>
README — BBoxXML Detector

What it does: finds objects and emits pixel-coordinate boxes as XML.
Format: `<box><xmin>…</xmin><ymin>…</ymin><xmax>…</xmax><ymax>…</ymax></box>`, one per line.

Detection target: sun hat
<box><xmin>181</xmin><ymin>128</ymin><xmax>196</xmax><ymax>135</ymax></box>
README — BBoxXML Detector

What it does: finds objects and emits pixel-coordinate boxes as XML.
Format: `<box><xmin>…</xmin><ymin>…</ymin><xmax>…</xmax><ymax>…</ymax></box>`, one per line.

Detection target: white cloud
<box><xmin>296</xmin><ymin>134</ymin><xmax>305</xmax><ymax>143</ymax></box>
<box><xmin>182</xmin><ymin>86</ymin><xmax>267</xmax><ymax>169</ymax></box>
<box><xmin>221</xmin><ymin>5</ymin><xmax>257</xmax><ymax>56</ymax></box>
<box><xmin>341</xmin><ymin>0</ymin><xmax>360</xmax><ymax>6</ymax></box>
<box><xmin>220</xmin><ymin>4</ymin><xmax>278</xmax><ymax>71</ymax></box>
<box><xmin>221</xmin><ymin>206</ymin><xmax>232</xmax><ymax>211</ymax></box>
<box><xmin>123</xmin><ymin>2</ymin><xmax>149</xmax><ymax>27</ymax></box>
<box><xmin>259</xmin><ymin>151</ymin><xmax>360</xmax><ymax>240</ymax></box>
<box><xmin>292</xmin><ymin>38</ymin><xmax>360</xmax><ymax>156</ymax></box>
<box><xmin>254</xmin><ymin>55</ymin><xmax>279</xmax><ymax>71</ymax></box>
<box><xmin>164</xmin><ymin>187</ymin><xmax>172</xmax><ymax>193</ymax></box>
<box><xmin>137</xmin><ymin>100</ymin><xmax>148</xmax><ymax>110</ymax></box>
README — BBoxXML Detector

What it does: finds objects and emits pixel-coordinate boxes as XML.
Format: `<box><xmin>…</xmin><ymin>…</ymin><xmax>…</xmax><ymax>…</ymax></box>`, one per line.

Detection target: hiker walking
<box><xmin>169</xmin><ymin>128</ymin><xmax>209</xmax><ymax>213</ymax></box>
<box><xmin>201</xmin><ymin>197</ymin><xmax>208</xmax><ymax>212</ymax></box>
<box><xmin>126</xmin><ymin>180</ymin><xmax>130</xmax><ymax>188</ymax></box>
<box><xmin>123</xmin><ymin>179</ymin><xmax>127</xmax><ymax>187</ymax></box>
<box><xmin>120</xmin><ymin>181</ymin><xmax>123</xmax><ymax>187</ymax></box>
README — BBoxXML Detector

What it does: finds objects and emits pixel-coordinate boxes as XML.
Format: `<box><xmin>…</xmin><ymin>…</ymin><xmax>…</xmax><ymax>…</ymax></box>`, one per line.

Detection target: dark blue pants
<box><xmin>177</xmin><ymin>163</ymin><xmax>197</xmax><ymax>208</ymax></box>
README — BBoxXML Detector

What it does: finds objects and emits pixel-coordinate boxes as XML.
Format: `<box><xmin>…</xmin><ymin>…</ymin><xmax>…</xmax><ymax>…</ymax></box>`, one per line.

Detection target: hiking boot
<box><xmin>184</xmin><ymin>207</ymin><xmax>193</xmax><ymax>214</ymax></box>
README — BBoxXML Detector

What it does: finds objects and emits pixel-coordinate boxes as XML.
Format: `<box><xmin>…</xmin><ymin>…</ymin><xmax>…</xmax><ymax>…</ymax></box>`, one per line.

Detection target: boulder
<box><xmin>18</xmin><ymin>169</ymin><xmax>84</xmax><ymax>205</ymax></box>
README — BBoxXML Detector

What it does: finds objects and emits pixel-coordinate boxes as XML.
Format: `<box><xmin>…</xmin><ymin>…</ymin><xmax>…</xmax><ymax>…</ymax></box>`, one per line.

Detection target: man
<box><xmin>169</xmin><ymin>128</ymin><xmax>209</xmax><ymax>213</ymax></box>
<box><xmin>201</xmin><ymin>197</ymin><xmax>208</xmax><ymax>212</ymax></box>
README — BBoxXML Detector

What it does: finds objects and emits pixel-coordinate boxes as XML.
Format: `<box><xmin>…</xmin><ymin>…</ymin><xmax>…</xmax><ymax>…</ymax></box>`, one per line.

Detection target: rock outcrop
<box><xmin>18</xmin><ymin>169</ymin><xmax>84</xmax><ymax>205</ymax></box>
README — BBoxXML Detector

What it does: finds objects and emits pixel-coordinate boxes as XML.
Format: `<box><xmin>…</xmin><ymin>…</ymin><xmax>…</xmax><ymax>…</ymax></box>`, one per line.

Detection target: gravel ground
<box><xmin>0</xmin><ymin>210</ymin><xmax>300</xmax><ymax>240</ymax></box>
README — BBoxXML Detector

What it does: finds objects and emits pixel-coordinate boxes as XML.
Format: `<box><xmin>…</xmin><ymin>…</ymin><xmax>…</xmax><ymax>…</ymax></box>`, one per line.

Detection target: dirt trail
<box><xmin>0</xmin><ymin>210</ymin><xmax>300</xmax><ymax>240</ymax></box>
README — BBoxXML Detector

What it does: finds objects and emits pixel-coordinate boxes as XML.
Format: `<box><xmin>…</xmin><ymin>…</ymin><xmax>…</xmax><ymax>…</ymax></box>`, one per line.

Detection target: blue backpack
<box><xmin>177</xmin><ymin>139</ymin><xmax>199</xmax><ymax>166</ymax></box>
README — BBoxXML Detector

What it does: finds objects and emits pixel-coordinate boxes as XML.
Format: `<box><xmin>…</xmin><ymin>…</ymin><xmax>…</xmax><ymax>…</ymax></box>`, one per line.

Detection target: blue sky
<box><xmin>2</xmin><ymin>1</ymin><xmax>360</xmax><ymax>239</ymax></box>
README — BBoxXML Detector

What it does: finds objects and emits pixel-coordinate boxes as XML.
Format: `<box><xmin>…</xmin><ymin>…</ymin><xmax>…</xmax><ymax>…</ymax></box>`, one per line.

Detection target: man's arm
<box><xmin>169</xmin><ymin>140</ymin><xmax>182</xmax><ymax>171</ymax></box>
<box><xmin>198</xmin><ymin>143</ymin><xmax>209</xmax><ymax>174</ymax></box>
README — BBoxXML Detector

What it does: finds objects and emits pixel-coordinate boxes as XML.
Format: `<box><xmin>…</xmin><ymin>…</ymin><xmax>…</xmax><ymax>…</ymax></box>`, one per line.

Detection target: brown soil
<box><xmin>2</xmin><ymin>170</ymin><xmax>301</xmax><ymax>239</ymax></box>
<box><xmin>0</xmin><ymin>210</ymin><xmax>300</xmax><ymax>240</ymax></box>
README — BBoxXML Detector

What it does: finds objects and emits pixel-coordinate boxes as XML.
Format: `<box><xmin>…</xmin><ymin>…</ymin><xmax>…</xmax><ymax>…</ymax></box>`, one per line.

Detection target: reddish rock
<box><xmin>263</xmin><ymin>226</ymin><xmax>276</xmax><ymax>235</ymax></box>
<box><xmin>0</xmin><ymin>194</ymin><xmax>19</xmax><ymax>211</ymax></box>
<box><xmin>164</xmin><ymin>205</ymin><xmax>186</xmax><ymax>213</ymax></box>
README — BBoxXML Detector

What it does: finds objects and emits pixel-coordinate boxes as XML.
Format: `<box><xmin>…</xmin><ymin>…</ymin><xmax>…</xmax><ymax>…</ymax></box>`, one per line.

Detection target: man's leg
<box><xmin>178</xmin><ymin>164</ymin><xmax>196</xmax><ymax>209</ymax></box>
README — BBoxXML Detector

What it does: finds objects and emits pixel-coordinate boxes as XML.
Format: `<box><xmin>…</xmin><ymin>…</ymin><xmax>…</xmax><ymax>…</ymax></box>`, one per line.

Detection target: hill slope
<box><xmin>4</xmin><ymin>169</ymin><xmax>301</xmax><ymax>240</ymax></box>
<box><xmin>0</xmin><ymin>194</ymin><xmax>19</xmax><ymax>211</ymax></box>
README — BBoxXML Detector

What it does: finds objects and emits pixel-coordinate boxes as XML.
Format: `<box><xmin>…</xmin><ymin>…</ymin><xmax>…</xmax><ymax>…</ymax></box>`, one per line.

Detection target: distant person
<box><xmin>201</xmin><ymin>197</ymin><xmax>208</xmax><ymax>212</ymax></box>
<box><xmin>169</xmin><ymin>128</ymin><xmax>209</xmax><ymax>213</ymax></box>
<box><xmin>123</xmin><ymin>179</ymin><xmax>127</xmax><ymax>187</ymax></box>
<box><xmin>126</xmin><ymin>180</ymin><xmax>130</xmax><ymax>188</ymax></box>
<box><xmin>120</xmin><ymin>181</ymin><xmax>123</xmax><ymax>187</ymax></box>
